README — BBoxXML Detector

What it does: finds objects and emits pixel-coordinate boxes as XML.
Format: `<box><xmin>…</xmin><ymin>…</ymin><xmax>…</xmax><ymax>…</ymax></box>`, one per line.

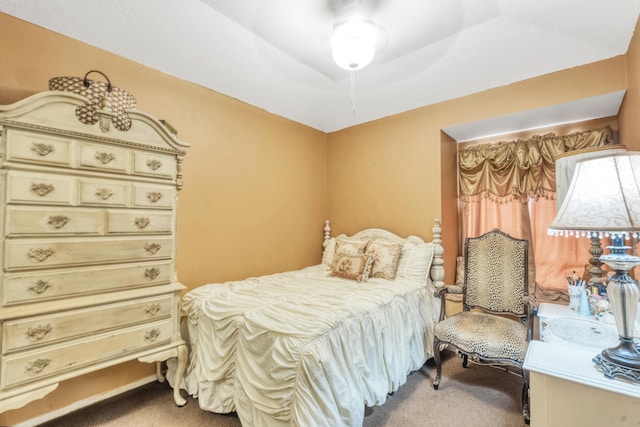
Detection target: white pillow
<box><xmin>396</xmin><ymin>242</ymin><xmax>434</xmax><ymax>282</ymax></box>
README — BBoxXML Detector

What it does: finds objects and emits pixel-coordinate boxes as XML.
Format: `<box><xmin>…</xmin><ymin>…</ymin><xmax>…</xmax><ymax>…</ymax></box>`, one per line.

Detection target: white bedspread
<box><xmin>173</xmin><ymin>264</ymin><xmax>439</xmax><ymax>427</ymax></box>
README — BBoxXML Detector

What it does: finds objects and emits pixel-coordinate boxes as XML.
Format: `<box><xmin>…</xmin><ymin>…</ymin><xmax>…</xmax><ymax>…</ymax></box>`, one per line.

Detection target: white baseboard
<box><xmin>15</xmin><ymin>375</ymin><xmax>158</xmax><ymax>427</ymax></box>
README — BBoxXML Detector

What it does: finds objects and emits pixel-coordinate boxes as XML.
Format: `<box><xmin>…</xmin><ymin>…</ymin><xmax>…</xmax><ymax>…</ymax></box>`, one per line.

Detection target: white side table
<box><xmin>524</xmin><ymin>341</ymin><xmax>640</xmax><ymax>427</ymax></box>
<box><xmin>526</xmin><ymin>303</ymin><xmax>640</xmax><ymax>426</ymax></box>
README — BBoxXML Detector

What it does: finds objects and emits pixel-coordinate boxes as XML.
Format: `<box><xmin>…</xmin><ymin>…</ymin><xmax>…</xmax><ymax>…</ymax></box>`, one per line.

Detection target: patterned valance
<box><xmin>459</xmin><ymin>126</ymin><xmax>614</xmax><ymax>203</ymax></box>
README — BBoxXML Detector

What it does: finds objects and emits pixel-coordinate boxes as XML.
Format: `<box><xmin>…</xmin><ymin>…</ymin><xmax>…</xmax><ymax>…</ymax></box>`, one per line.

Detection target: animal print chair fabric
<box><xmin>432</xmin><ymin>229</ymin><xmax>535</xmax><ymax>425</ymax></box>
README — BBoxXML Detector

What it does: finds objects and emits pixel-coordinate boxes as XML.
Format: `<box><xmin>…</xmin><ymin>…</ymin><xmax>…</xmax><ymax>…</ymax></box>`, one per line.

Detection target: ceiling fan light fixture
<box><xmin>331</xmin><ymin>17</ymin><xmax>376</xmax><ymax>71</ymax></box>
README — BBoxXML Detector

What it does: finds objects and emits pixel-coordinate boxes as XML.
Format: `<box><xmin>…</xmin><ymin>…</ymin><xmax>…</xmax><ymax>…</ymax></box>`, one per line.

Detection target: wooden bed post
<box><xmin>431</xmin><ymin>218</ymin><xmax>445</xmax><ymax>290</ymax></box>
<box><xmin>323</xmin><ymin>220</ymin><xmax>331</xmax><ymax>249</ymax></box>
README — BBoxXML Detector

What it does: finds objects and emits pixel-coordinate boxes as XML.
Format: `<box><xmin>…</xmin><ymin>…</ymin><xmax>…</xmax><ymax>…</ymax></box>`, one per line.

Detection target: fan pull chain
<box><xmin>350</xmin><ymin>70</ymin><xmax>356</xmax><ymax>115</ymax></box>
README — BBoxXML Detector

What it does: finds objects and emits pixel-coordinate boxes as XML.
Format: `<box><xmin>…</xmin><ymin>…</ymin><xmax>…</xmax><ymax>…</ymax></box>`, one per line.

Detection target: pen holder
<box><xmin>568</xmin><ymin>284</ymin><xmax>582</xmax><ymax>311</ymax></box>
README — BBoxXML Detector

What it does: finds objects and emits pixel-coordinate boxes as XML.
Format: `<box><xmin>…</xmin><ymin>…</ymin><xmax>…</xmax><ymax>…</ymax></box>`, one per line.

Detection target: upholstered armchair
<box><xmin>432</xmin><ymin>229</ymin><xmax>536</xmax><ymax>424</ymax></box>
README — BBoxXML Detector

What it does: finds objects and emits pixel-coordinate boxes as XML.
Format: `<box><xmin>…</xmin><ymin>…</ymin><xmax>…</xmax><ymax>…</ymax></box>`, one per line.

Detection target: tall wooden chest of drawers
<box><xmin>0</xmin><ymin>92</ymin><xmax>190</xmax><ymax>412</ymax></box>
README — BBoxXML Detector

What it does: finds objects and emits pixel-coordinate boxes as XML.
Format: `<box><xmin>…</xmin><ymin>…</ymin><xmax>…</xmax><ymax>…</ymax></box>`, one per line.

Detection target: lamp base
<box><xmin>595</xmin><ymin>239</ymin><xmax>640</xmax><ymax>383</ymax></box>
<box><xmin>593</xmin><ymin>340</ymin><xmax>640</xmax><ymax>383</ymax></box>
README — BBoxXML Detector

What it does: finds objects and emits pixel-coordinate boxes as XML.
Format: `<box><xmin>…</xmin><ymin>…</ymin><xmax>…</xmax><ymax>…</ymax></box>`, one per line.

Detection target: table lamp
<box><xmin>555</xmin><ymin>145</ymin><xmax>627</xmax><ymax>285</ymax></box>
<box><xmin>548</xmin><ymin>151</ymin><xmax>640</xmax><ymax>382</ymax></box>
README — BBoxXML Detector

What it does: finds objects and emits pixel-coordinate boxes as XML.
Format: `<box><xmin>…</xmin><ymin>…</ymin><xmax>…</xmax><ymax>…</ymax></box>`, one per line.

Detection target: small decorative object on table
<box><xmin>594</xmin><ymin>298</ymin><xmax>610</xmax><ymax>320</ymax></box>
<box><xmin>568</xmin><ymin>284</ymin><xmax>582</xmax><ymax>311</ymax></box>
<box><xmin>566</xmin><ymin>271</ymin><xmax>585</xmax><ymax>312</ymax></box>
<box><xmin>578</xmin><ymin>289</ymin><xmax>592</xmax><ymax>316</ymax></box>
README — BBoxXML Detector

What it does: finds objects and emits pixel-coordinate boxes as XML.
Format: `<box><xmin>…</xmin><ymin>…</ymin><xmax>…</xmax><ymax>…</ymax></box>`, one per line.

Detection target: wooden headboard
<box><xmin>322</xmin><ymin>218</ymin><xmax>445</xmax><ymax>289</ymax></box>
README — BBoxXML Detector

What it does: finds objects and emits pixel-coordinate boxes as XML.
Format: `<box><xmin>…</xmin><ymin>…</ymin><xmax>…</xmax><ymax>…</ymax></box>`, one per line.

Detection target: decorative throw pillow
<box><xmin>331</xmin><ymin>254</ymin><xmax>374</xmax><ymax>282</ymax></box>
<box><xmin>330</xmin><ymin>237</ymin><xmax>369</xmax><ymax>270</ymax></box>
<box><xmin>365</xmin><ymin>241</ymin><xmax>403</xmax><ymax>280</ymax></box>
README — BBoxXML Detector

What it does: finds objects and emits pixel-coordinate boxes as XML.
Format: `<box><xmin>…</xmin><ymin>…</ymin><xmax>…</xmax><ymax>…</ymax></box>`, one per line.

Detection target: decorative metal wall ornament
<box><xmin>48</xmin><ymin>70</ymin><xmax>136</xmax><ymax>132</ymax></box>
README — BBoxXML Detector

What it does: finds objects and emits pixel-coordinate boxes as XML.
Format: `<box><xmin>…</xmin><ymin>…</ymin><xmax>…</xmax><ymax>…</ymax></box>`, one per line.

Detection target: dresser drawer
<box><xmin>106</xmin><ymin>210</ymin><xmax>173</xmax><ymax>234</ymax></box>
<box><xmin>5</xmin><ymin>206</ymin><xmax>102</xmax><ymax>236</ymax></box>
<box><xmin>3</xmin><ymin>261</ymin><xmax>171</xmax><ymax>305</ymax></box>
<box><xmin>78</xmin><ymin>142</ymin><xmax>129</xmax><ymax>174</ymax></box>
<box><xmin>133</xmin><ymin>151</ymin><xmax>176</xmax><ymax>179</ymax></box>
<box><xmin>132</xmin><ymin>184</ymin><xmax>175</xmax><ymax>209</ymax></box>
<box><xmin>3</xmin><ymin>295</ymin><xmax>174</xmax><ymax>352</ymax></box>
<box><xmin>5</xmin><ymin>236</ymin><xmax>173</xmax><ymax>271</ymax></box>
<box><xmin>6</xmin><ymin>171</ymin><xmax>74</xmax><ymax>205</ymax></box>
<box><xmin>79</xmin><ymin>178</ymin><xmax>129</xmax><ymax>207</ymax></box>
<box><xmin>5</xmin><ymin>130</ymin><xmax>72</xmax><ymax>168</ymax></box>
<box><xmin>1</xmin><ymin>319</ymin><xmax>173</xmax><ymax>389</ymax></box>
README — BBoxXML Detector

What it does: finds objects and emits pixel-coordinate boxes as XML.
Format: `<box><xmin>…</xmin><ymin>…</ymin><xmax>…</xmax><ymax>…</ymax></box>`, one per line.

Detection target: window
<box><xmin>458</xmin><ymin>126</ymin><xmax>614</xmax><ymax>302</ymax></box>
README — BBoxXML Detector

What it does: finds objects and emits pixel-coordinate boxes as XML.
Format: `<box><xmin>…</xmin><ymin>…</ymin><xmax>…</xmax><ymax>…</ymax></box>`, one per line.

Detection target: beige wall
<box><xmin>1</xmin><ymin>10</ymin><xmax>639</xmax><ymax>426</ymax></box>
<box><xmin>0</xmin><ymin>13</ymin><xmax>326</xmax><ymax>425</ymax></box>
<box><xmin>326</xmin><ymin>55</ymin><xmax>628</xmax><ymax>281</ymax></box>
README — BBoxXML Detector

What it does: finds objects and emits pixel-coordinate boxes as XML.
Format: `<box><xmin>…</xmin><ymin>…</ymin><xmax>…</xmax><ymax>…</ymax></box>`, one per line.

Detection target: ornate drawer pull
<box><xmin>95</xmin><ymin>151</ymin><xmax>115</xmax><ymax>164</ymax></box>
<box><xmin>144</xmin><ymin>268</ymin><xmax>160</xmax><ymax>280</ymax></box>
<box><xmin>27</xmin><ymin>248</ymin><xmax>54</xmax><ymax>262</ymax></box>
<box><xmin>144</xmin><ymin>243</ymin><xmax>161</xmax><ymax>255</ymax></box>
<box><xmin>135</xmin><ymin>217</ymin><xmax>150</xmax><ymax>229</ymax></box>
<box><xmin>26</xmin><ymin>324</ymin><xmax>53</xmax><ymax>341</ymax></box>
<box><xmin>28</xmin><ymin>279</ymin><xmax>52</xmax><ymax>294</ymax></box>
<box><xmin>30</xmin><ymin>183</ymin><xmax>54</xmax><ymax>197</ymax></box>
<box><xmin>27</xmin><ymin>358</ymin><xmax>52</xmax><ymax>375</ymax></box>
<box><xmin>47</xmin><ymin>215</ymin><xmax>69</xmax><ymax>229</ymax></box>
<box><xmin>146</xmin><ymin>159</ymin><xmax>162</xmax><ymax>171</ymax></box>
<box><xmin>31</xmin><ymin>142</ymin><xmax>54</xmax><ymax>156</ymax></box>
<box><xmin>144</xmin><ymin>303</ymin><xmax>162</xmax><ymax>317</ymax></box>
<box><xmin>144</xmin><ymin>328</ymin><xmax>161</xmax><ymax>342</ymax></box>
<box><xmin>147</xmin><ymin>192</ymin><xmax>163</xmax><ymax>203</ymax></box>
<box><xmin>95</xmin><ymin>188</ymin><xmax>114</xmax><ymax>200</ymax></box>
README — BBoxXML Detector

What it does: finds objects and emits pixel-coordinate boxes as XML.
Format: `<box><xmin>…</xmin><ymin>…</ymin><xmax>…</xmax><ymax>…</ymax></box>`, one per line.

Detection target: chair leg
<box><xmin>522</xmin><ymin>371</ymin><xmax>531</xmax><ymax>425</ymax></box>
<box><xmin>462</xmin><ymin>353</ymin><xmax>468</xmax><ymax>368</ymax></box>
<box><xmin>433</xmin><ymin>338</ymin><xmax>443</xmax><ymax>390</ymax></box>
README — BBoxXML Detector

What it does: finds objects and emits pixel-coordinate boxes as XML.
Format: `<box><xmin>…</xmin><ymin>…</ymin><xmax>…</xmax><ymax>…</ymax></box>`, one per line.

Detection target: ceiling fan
<box><xmin>329</xmin><ymin>0</ymin><xmax>384</xmax><ymax>71</ymax></box>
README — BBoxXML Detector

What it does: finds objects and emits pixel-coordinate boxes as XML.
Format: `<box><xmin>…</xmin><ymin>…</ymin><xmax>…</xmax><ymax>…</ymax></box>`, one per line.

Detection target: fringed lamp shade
<box><xmin>554</xmin><ymin>145</ymin><xmax>627</xmax><ymax>285</ymax></box>
<box><xmin>549</xmin><ymin>152</ymin><xmax>640</xmax><ymax>239</ymax></box>
<box><xmin>555</xmin><ymin>145</ymin><xmax>626</xmax><ymax>210</ymax></box>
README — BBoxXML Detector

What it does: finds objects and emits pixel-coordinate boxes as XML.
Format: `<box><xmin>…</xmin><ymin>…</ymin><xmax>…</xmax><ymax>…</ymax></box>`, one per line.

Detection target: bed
<box><xmin>168</xmin><ymin>219</ymin><xmax>445</xmax><ymax>426</ymax></box>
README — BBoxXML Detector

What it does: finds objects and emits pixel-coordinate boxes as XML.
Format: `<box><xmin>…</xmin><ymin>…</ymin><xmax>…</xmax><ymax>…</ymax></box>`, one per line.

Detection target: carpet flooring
<box><xmin>37</xmin><ymin>352</ymin><xmax>527</xmax><ymax>427</ymax></box>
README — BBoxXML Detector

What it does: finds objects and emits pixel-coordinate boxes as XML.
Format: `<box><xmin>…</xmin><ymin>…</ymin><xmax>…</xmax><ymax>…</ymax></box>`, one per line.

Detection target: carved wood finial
<box><xmin>323</xmin><ymin>220</ymin><xmax>331</xmax><ymax>249</ymax></box>
<box><xmin>431</xmin><ymin>218</ymin><xmax>445</xmax><ymax>290</ymax></box>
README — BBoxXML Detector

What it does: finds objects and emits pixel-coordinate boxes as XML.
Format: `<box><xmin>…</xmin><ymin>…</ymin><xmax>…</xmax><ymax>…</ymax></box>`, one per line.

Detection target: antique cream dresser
<box><xmin>0</xmin><ymin>91</ymin><xmax>190</xmax><ymax>412</ymax></box>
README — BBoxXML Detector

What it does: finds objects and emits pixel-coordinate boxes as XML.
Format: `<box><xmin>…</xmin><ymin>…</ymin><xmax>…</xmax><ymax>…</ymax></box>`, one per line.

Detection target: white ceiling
<box><xmin>2</xmin><ymin>0</ymin><xmax>640</xmax><ymax>134</ymax></box>
<box><xmin>443</xmin><ymin>91</ymin><xmax>627</xmax><ymax>142</ymax></box>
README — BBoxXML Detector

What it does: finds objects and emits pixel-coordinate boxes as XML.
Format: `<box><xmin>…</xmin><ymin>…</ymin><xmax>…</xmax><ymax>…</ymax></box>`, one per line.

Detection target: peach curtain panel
<box><xmin>459</xmin><ymin>126</ymin><xmax>613</xmax><ymax>301</ymax></box>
